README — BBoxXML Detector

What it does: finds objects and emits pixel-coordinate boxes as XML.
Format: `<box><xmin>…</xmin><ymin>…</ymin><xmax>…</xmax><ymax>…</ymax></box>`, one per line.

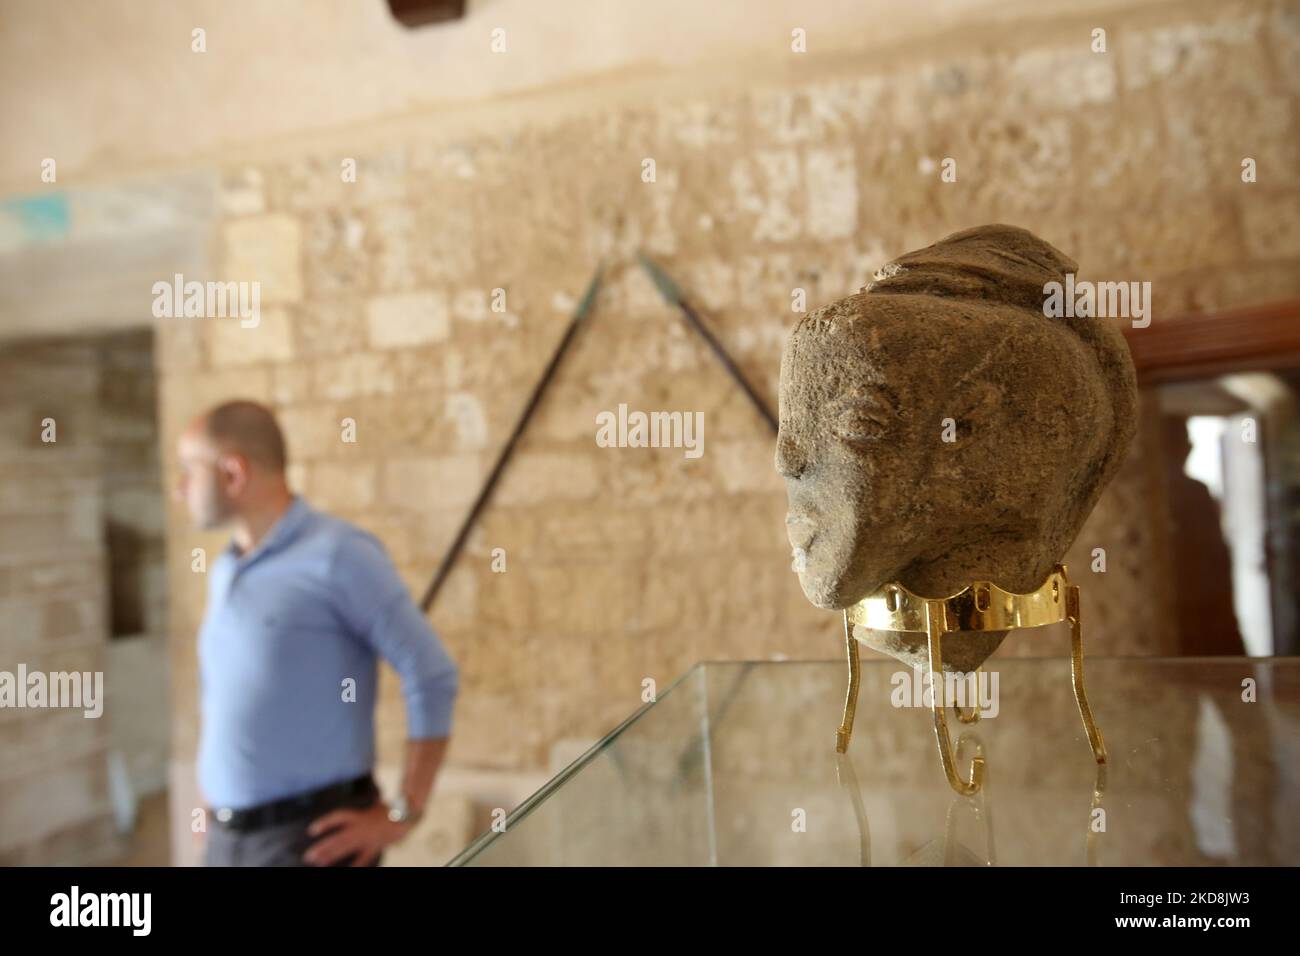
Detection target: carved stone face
<box><xmin>776</xmin><ymin>301</ymin><xmax>930</xmax><ymax>611</ymax></box>
<box><xmin>775</xmin><ymin>225</ymin><xmax>1137</xmax><ymax>672</ymax></box>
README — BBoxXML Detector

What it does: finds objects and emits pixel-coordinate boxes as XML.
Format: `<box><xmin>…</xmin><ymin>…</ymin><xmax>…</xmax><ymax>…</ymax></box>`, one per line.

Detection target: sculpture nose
<box><xmin>775</xmin><ymin>429</ymin><xmax>807</xmax><ymax>479</ymax></box>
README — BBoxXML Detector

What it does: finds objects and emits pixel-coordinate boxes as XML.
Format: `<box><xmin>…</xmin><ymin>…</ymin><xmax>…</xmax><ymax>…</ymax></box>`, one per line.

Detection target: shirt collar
<box><xmin>227</xmin><ymin>495</ymin><xmax>311</xmax><ymax>567</ymax></box>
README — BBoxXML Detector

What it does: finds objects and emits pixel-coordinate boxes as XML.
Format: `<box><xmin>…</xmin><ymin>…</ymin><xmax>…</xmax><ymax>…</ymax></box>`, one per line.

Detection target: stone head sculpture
<box><xmin>776</xmin><ymin>224</ymin><xmax>1137</xmax><ymax>674</ymax></box>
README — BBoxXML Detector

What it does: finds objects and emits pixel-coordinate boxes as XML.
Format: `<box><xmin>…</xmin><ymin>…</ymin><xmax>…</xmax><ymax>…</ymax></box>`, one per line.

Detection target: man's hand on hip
<box><xmin>304</xmin><ymin>803</ymin><xmax>410</xmax><ymax>866</ymax></box>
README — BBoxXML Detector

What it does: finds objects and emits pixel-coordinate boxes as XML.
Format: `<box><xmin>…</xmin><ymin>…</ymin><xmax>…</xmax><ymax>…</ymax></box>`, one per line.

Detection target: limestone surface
<box><xmin>777</xmin><ymin>224</ymin><xmax>1138</xmax><ymax>672</ymax></box>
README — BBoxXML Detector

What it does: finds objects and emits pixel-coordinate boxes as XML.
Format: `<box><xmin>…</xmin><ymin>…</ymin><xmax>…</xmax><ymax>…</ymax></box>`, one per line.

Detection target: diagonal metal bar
<box><xmin>420</xmin><ymin>262</ymin><xmax>605</xmax><ymax>612</ymax></box>
<box><xmin>636</xmin><ymin>251</ymin><xmax>779</xmax><ymax>435</ymax></box>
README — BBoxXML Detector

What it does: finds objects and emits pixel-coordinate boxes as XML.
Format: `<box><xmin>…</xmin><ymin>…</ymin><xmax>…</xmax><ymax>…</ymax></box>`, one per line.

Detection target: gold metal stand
<box><xmin>943</xmin><ymin>734</ymin><xmax>994</xmax><ymax>865</ymax></box>
<box><xmin>834</xmin><ymin>563</ymin><xmax>1106</xmax><ymax>796</ymax></box>
<box><xmin>834</xmin><ymin>613</ymin><xmax>860</xmax><ymax>753</ymax></box>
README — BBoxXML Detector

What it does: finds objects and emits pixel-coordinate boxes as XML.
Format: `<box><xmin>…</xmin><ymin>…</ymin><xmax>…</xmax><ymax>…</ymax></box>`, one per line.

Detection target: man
<box><xmin>176</xmin><ymin>400</ymin><xmax>458</xmax><ymax>866</ymax></box>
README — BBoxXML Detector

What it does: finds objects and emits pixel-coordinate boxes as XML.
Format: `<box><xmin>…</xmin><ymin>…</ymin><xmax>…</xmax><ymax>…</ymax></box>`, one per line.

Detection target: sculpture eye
<box><xmin>833</xmin><ymin>401</ymin><xmax>891</xmax><ymax>443</ymax></box>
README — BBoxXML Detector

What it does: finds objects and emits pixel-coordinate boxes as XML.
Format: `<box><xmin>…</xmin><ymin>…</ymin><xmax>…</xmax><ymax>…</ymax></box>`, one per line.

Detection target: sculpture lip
<box><xmin>784</xmin><ymin>513</ymin><xmax>816</xmax><ymax>550</ymax></box>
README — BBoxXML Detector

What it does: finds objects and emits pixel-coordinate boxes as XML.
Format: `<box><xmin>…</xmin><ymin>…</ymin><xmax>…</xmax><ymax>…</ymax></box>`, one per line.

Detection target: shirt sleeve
<box><xmin>329</xmin><ymin>528</ymin><xmax>459</xmax><ymax>739</ymax></box>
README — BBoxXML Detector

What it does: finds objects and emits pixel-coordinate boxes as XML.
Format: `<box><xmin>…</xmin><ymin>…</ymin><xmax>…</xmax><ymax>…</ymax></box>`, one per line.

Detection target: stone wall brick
<box><xmin>367</xmin><ymin>292</ymin><xmax>450</xmax><ymax>349</ymax></box>
<box><xmin>383</xmin><ymin>454</ymin><xmax>482</xmax><ymax>509</ymax></box>
<box><xmin>493</xmin><ymin>450</ymin><xmax>600</xmax><ymax>507</ymax></box>
<box><xmin>296</xmin><ymin>298</ymin><xmax>366</xmax><ymax>356</ymax></box>
<box><xmin>314</xmin><ymin>351</ymin><xmax>397</xmax><ymax>400</ymax></box>
<box><xmin>310</xmin><ymin>459</ymin><xmax>379</xmax><ymax>509</ymax></box>
<box><xmin>222</xmin><ymin>214</ymin><xmax>302</xmax><ymax>304</ymax></box>
<box><xmin>272</xmin><ymin>363</ymin><xmax>314</xmax><ymax>405</ymax></box>
<box><xmin>0</xmin><ymin>752</ymin><xmax>112</xmax><ymax>855</ymax></box>
<box><xmin>1241</xmin><ymin>192</ymin><xmax>1300</xmax><ymax>260</ymax></box>
<box><xmin>1004</xmin><ymin>46</ymin><xmax>1117</xmax><ymax>109</ymax></box>
<box><xmin>304</xmin><ymin>209</ymin><xmax>369</xmax><ymax>295</ymax></box>
<box><xmin>208</xmin><ymin>309</ymin><xmax>295</xmax><ymax>366</ymax></box>
<box><xmin>804</xmin><ymin>147</ymin><xmax>858</xmax><ymax>240</ymax></box>
<box><xmin>276</xmin><ymin>404</ymin><xmax>352</xmax><ymax>460</ymax></box>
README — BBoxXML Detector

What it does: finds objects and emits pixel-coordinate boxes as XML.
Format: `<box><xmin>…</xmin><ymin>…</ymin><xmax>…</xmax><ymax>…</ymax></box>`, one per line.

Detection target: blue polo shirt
<box><xmin>196</xmin><ymin>496</ymin><xmax>458</xmax><ymax>810</ymax></box>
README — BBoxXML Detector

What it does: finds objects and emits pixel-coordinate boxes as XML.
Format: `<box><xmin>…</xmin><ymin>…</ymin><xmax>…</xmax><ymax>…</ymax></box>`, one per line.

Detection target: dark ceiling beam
<box><xmin>387</xmin><ymin>0</ymin><xmax>467</xmax><ymax>29</ymax></box>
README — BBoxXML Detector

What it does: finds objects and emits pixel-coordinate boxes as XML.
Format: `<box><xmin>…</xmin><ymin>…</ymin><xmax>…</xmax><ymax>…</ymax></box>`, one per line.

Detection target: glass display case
<box><xmin>450</xmin><ymin>657</ymin><xmax>1299</xmax><ymax>866</ymax></box>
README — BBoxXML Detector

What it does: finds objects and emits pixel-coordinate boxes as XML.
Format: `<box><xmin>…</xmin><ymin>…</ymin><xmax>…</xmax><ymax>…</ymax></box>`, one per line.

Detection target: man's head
<box><xmin>776</xmin><ymin>224</ymin><xmax>1138</xmax><ymax>609</ymax></box>
<box><xmin>176</xmin><ymin>400</ymin><xmax>289</xmax><ymax>529</ymax></box>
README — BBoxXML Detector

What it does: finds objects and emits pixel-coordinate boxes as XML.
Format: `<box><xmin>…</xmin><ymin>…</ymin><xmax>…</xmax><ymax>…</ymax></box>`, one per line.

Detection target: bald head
<box><xmin>203</xmin><ymin>400</ymin><xmax>288</xmax><ymax>473</ymax></box>
<box><xmin>176</xmin><ymin>400</ymin><xmax>292</xmax><ymax>532</ymax></box>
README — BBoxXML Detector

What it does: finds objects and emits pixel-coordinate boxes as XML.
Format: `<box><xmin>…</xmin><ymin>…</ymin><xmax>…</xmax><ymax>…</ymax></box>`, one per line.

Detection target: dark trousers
<box><xmin>203</xmin><ymin>783</ymin><xmax>384</xmax><ymax>867</ymax></box>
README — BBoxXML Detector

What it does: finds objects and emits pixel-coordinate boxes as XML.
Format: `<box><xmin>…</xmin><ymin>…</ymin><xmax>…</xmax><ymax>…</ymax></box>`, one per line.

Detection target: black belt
<box><xmin>214</xmin><ymin>774</ymin><xmax>378</xmax><ymax>832</ymax></box>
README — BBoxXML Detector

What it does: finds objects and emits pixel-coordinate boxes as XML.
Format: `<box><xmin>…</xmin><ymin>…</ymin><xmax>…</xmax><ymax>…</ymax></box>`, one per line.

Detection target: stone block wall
<box><xmin>152</xmin><ymin>0</ymin><xmax>1300</xmax><ymax>863</ymax></box>
<box><xmin>0</xmin><ymin>341</ymin><xmax>117</xmax><ymax>863</ymax></box>
<box><xmin>0</xmin><ymin>332</ymin><xmax>170</xmax><ymax>863</ymax></box>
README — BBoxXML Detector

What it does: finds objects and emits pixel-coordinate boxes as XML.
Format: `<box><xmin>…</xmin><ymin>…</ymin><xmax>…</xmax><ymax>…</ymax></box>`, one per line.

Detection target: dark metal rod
<box><xmin>420</xmin><ymin>263</ymin><xmax>605</xmax><ymax>612</ymax></box>
<box><xmin>636</xmin><ymin>252</ymin><xmax>779</xmax><ymax>435</ymax></box>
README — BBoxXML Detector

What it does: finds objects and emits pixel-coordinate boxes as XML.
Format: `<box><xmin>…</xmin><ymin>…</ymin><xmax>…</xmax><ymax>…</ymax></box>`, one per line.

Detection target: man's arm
<box><xmin>327</xmin><ymin>527</ymin><xmax>460</xmax><ymax>740</ymax></box>
<box><xmin>365</xmin><ymin>588</ymin><xmax>460</xmax><ymax>746</ymax></box>
<box><xmin>398</xmin><ymin>736</ymin><xmax>449</xmax><ymax>823</ymax></box>
<box><xmin>305</xmin><ymin>528</ymin><xmax>460</xmax><ymax>865</ymax></box>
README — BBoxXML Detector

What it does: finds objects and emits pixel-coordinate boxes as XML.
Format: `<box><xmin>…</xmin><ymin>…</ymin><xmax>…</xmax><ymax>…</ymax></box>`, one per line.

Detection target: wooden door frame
<box><xmin>1125</xmin><ymin>300</ymin><xmax>1300</xmax><ymax>384</ymax></box>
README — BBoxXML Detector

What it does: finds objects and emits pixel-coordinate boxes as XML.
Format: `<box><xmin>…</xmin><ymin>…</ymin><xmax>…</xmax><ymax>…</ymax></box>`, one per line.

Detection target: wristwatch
<box><xmin>386</xmin><ymin>794</ymin><xmax>423</xmax><ymax>827</ymax></box>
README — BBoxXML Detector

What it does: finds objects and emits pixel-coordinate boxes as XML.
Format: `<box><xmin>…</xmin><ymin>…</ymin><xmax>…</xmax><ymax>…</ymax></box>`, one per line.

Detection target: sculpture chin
<box><xmin>797</xmin><ymin>570</ymin><xmax>867</xmax><ymax>612</ymax></box>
